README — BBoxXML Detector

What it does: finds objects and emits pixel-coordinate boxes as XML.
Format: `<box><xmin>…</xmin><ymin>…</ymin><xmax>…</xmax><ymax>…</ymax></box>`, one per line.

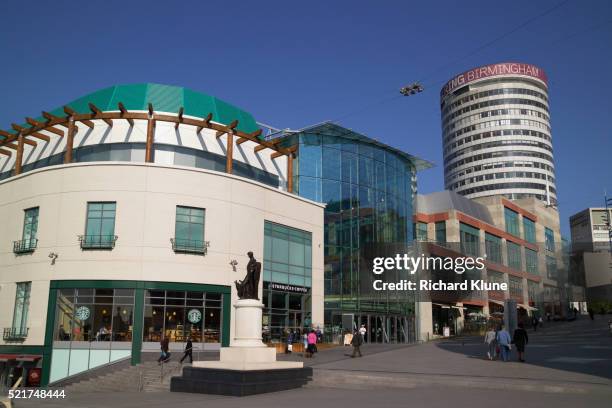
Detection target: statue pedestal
<box><xmin>171</xmin><ymin>298</ymin><xmax>311</xmax><ymax>396</ymax></box>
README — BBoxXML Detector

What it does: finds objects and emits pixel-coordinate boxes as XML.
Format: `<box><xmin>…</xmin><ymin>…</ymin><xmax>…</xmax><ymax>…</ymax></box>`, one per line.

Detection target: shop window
<box><xmin>173</xmin><ymin>206</ymin><xmax>206</xmax><ymax>253</ymax></box>
<box><xmin>81</xmin><ymin>202</ymin><xmax>117</xmax><ymax>249</ymax></box>
<box><xmin>49</xmin><ymin>288</ymin><xmax>136</xmax><ymax>383</ymax></box>
<box><xmin>142</xmin><ymin>290</ymin><xmax>222</xmax><ymax>344</ymax></box>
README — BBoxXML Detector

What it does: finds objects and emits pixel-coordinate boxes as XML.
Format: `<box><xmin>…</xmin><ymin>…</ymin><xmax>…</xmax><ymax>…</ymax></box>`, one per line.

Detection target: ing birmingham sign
<box><xmin>441</xmin><ymin>62</ymin><xmax>548</xmax><ymax>97</ymax></box>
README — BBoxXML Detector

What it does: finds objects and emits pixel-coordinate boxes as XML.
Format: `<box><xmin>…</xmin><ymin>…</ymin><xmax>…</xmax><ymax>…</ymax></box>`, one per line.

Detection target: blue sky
<box><xmin>1</xmin><ymin>0</ymin><xmax>611</xmax><ymax>235</ymax></box>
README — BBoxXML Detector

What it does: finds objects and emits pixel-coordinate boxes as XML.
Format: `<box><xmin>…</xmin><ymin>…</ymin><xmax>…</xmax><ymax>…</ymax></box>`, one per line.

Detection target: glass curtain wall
<box><xmin>262</xmin><ymin>221</ymin><xmax>312</xmax><ymax>343</ymax></box>
<box><xmin>291</xmin><ymin>128</ymin><xmax>416</xmax><ymax>343</ymax></box>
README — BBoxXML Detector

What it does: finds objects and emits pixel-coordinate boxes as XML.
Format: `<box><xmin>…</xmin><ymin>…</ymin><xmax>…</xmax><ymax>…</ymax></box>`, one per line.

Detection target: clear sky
<box><xmin>1</xmin><ymin>0</ymin><xmax>611</xmax><ymax>236</ymax></box>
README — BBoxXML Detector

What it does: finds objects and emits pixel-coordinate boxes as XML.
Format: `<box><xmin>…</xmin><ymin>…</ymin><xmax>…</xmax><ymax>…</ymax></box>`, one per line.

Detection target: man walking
<box><xmin>512</xmin><ymin>323</ymin><xmax>529</xmax><ymax>362</ymax></box>
<box><xmin>496</xmin><ymin>325</ymin><xmax>512</xmax><ymax>362</ymax></box>
<box><xmin>180</xmin><ymin>336</ymin><xmax>193</xmax><ymax>364</ymax></box>
<box><xmin>359</xmin><ymin>324</ymin><xmax>367</xmax><ymax>343</ymax></box>
<box><xmin>351</xmin><ymin>329</ymin><xmax>363</xmax><ymax>358</ymax></box>
<box><xmin>484</xmin><ymin>326</ymin><xmax>497</xmax><ymax>360</ymax></box>
<box><xmin>158</xmin><ymin>336</ymin><xmax>171</xmax><ymax>364</ymax></box>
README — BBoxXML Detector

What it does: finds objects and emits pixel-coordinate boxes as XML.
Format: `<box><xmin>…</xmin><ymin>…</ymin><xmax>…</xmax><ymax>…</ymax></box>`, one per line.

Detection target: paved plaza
<box><xmin>15</xmin><ymin>316</ymin><xmax>612</xmax><ymax>408</ymax></box>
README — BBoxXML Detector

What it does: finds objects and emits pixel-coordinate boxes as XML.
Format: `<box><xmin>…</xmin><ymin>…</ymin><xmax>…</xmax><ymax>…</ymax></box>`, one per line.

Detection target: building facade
<box><xmin>414</xmin><ymin>191</ymin><xmax>576</xmax><ymax>340</ymax></box>
<box><xmin>0</xmin><ymin>84</ymin><xmax>324</xmax><ymax>388</ymax></box>
<box><xmin>569</xmin><ymin>208</ymin><xmax>612</xmax><ymax>307</ymax></box>
<box><xmin>440</xmin><ymin>62</ymin><xmax>557</xmax><ymax>205</ymax></box>
<box><xmin>275</xmin><ymin>123</ymin><xmax>432</xmax><ymax>344</ymax></box>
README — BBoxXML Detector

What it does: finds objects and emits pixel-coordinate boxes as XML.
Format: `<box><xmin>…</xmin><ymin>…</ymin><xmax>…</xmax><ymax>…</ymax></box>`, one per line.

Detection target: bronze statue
<box><xmin>234</xmin><ymin>251</ymin><xmax>261</xmax><ymax>300</ymax></box>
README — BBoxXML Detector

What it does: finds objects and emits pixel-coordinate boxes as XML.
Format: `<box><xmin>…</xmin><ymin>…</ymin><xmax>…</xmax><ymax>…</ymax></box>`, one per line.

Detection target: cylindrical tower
<box><xmin>440</xmin><ymin>62</ymin><xmax>556</xmax><ymax>205</ymax></box>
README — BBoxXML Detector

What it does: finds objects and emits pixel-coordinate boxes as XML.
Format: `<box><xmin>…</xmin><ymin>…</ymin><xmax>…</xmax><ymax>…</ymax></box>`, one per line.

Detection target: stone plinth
<box><xmin>170</xmin><ymin>297</ymin><xmax>308</xmax><ymax>396</ymax></box>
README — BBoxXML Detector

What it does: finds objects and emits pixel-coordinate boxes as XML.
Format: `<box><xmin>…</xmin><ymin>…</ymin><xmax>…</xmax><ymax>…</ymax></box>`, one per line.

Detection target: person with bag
<box><xmin>307</xmin><ymin>329</ymin><xmax>317</xmax><ymax>357</ymax></box>
<box><xmin>285</xmin><ymin>330</ymin><xmax>294</xmax><ymax>354</ymax></box>
<box><xmin>350</xmin><ymin>329</ymin><xmax>363</xmax><ymax>358</ymax></box>
<box><xmin>496</xmin><ymin>325</ymin><xmax>512</xmax><ymax>362</ymax></box>
<box><xmin>512</xmin><ymin>322</ymin><xmax>529</xmax><ymax>362</ymax></box>
<box><xmin>484</xmin><ymin>327</ymin><xmax>497</xmax><ymax>360</ymax></box>
<box><xmin>157</xmin><ymin>336</ymin><xmax>171</xmax><ymax>364</ymax></box>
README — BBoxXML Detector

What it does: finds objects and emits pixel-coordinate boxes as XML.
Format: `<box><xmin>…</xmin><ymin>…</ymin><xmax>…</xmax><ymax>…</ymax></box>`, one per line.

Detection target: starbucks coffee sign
<box><xmin>187</xmin><ymin>309</ymin><xmax>202</xmax><ymax>324</ymax></box>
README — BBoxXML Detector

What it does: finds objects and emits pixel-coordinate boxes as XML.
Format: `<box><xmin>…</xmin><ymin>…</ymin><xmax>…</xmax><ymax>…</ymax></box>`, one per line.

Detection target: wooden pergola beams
<box><xmin>88</xmin><ymin>103</ymin><xmax>113</xmax><ymax>127</ymax></box>
<box><xmin>0</xmin><ymin>103</ymin><xmax>298</xmax><ymax>192</ymax></box>
<box><xmin>145</xmin><ymin>104</ymin><xmax>155</xmax><ymax>163</ymax></box>
<box><xmin>118</xmin><ymin>102</ymin><xmax>134</xmax><ymax>126</ymax></box>
<box><xmin>65</xmin><ymin>107</ymin><xmax>94</xmax><ymax>129</ymax></box>
<box><xmin>175</xmin><ymin>107</ymin><xmax>184</xmax><ymax>130</ymax></box>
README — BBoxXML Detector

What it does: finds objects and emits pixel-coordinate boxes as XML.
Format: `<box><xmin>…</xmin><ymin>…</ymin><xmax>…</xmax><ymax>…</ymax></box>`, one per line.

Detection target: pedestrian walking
<box><xmin>351</xmin><ymin>330</ymin><xmax>363</xmax><ymax>357</ymax></box>
<box><xmin>180</xmin><ymin>336</ymin><xmax>193</xmax><ymax>364</ymax></box>
<box><xmin>157</xmin><ymin>336</ymin><xmax>171</xmax><ymax>364</ymax></box>
<box><xmin>588</xmin><ymin>308</ymin><xmax>595</xmax><ymax>320</ymax></box>
<box><xmin>303</xmin><ymin>332</ymin><xmax>309</xmax><ymax>357</ymax></box>
<box><xmin>532</xmin><ymin>316</ymin><xmax>539</xmax><ymax>331</ymax></box>
<box><xmin>512</xmin><ymin>323</ymin><xmax>529</xmax><ymax>362</ymax></box>
<box><xmin>496</xmin><ymin>325</ymin><xmax>512</xmax><ymax>362</ymax></box>
<box><xmin>307</xmin><ymin>329</ymin><xmax>317</xmax><ymax>357</ymax></box>
<box><xmin>285</xmin><ymin>330</ymin><xmax>294</xmax><ymax>354</ymax></box>
<box><xmin>359</xmin><ymin>324</ymin><xmax>367</xmax><ymax>343</ymax></box>
<box><xmin>484</xmin><ymin>327</ymin><xmax>497</xmax><ymax>360</ymax></box>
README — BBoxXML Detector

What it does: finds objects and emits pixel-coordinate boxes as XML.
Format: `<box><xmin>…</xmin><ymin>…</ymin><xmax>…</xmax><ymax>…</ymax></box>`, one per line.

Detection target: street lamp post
<box><xmin>605</xmin><ymin>193</ymin><xmax>612</xmax><ymax>254</ymax></box>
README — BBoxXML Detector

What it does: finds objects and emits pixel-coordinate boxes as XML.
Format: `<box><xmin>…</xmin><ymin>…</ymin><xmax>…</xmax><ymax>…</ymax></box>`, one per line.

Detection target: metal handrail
<box><xmin>3</xmin><ymin>327</ymin><xmax>29</xmax><ymax>341</ymax></box>
<box><xmin>170</xmin><ymin>238</ymin><xmax>209</xmax><ymax>254</ymax></box>
<box><xmin>78</xmin><ymin>235</ymin><xmax>118</xmax><ymax>249</ymax></box>
<box><xmin>13</xmin><ymin>239</ymin><xmax>38</xmax><ymax>254</ymax></box>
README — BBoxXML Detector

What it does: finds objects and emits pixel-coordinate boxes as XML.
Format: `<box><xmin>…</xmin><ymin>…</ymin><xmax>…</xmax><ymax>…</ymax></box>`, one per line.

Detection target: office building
<box><xmin>440</xmin><ymin>62</ymin><xmax>556</xmax><ymax>204</ymax></box>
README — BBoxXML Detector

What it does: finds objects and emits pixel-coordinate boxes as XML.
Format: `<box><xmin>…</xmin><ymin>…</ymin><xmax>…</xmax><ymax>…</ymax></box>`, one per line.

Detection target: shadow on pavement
<box><xmin>435</xmin><ymin>316</ymin><xmax>612</xmax><ymax>380</ymax></box>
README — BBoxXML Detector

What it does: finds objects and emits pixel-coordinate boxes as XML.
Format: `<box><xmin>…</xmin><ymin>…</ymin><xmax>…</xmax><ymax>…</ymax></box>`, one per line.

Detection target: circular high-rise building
<box><xmin>440</xmin><ymin>62</ymin><xmax>556</xmax><ymax>204</ymax></box>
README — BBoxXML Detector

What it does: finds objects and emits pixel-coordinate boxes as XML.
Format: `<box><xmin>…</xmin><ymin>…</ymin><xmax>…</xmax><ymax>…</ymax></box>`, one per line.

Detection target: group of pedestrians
<box><xmin>285</xmin><ymin>327</ymin><xmax>322</xmax><ymax>357</ymax></box>
<box><xmin>484</xmin><ymin>323</ymin><xmax>529</xmax><ymax>362</ymax></box>
<box><xmin>156</xmin><ymin>336</ymin><xmax>194</xmax><ymax>365</ymax></box>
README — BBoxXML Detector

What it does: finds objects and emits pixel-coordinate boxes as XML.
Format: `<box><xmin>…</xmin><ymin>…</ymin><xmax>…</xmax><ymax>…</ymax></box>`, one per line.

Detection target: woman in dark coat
<box><xmin>512</xmin><ymin>322</ymin><xmax>529</xmax><ymax>362</ymax></box>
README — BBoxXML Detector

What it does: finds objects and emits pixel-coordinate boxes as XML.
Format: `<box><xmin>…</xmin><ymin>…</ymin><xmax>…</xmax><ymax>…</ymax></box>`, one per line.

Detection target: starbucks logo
<box><xmin>75</xmin><ymin>306</ymin><xmax>90</xmax><ymax>321</ymax></box>
<box><xmin>187</xmin><ymin>309</ymin><xmax>202</xmax><ymax>324</ymax></box>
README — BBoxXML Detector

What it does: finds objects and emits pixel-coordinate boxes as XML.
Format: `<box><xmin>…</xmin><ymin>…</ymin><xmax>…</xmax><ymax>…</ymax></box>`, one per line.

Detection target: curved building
<box><xmin>440</xmin><ymin>62</ymin><xmax>556</xmax><ymax>205</ymax></box>
<box><xmin>276</xmin><ymin>123</ymin><xmax>432</xmax><ymax>343</ymax></box>
<box><xmin>0</xmin><ymin>84</ymin><xmax>324</xmax><ymax>387</ymax></box>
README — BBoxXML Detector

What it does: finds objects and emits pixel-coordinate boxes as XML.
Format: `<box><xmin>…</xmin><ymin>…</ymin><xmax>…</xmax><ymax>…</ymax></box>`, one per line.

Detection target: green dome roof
<box><xmin>23</xmin><ymin>83</ymin><xmax>259</xmax><ymax>134</ymax></box>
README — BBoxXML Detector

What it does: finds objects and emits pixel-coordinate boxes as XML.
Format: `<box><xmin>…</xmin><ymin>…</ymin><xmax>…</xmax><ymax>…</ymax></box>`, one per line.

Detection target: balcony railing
<box><xmin>3</xmin><ymin>327</ymin><xmax>29</xmax><ymax>342</ymax></box>
<box><xmin>79</xmin><ymin>235</ymin><xmax>118</xmax><ymax>249</ymax></box>
<box><xmin>13</xmin><ymin>239</ymin><xmax>38</xmax><ymax>254</ymax></box>
<box><xmin>171</xmin><ymin>238</ymin><xmax>209</xmax><ymax>255</ymax></box>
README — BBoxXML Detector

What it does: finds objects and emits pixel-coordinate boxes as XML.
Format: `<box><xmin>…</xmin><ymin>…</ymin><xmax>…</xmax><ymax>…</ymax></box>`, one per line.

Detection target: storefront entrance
<box><xmin>262</xmin><ymin>283</ymin><xmax>311</xmax><ymax>344</ymax></box>
<box><xmin>328</xmin><ymin>313</ymin><xmax>414</xmax><ymax>344</ymax></box>
<box><xmin>46</xmin><ymin>281</ymin><xmax>229</xmax><ymax>385</ymax></box>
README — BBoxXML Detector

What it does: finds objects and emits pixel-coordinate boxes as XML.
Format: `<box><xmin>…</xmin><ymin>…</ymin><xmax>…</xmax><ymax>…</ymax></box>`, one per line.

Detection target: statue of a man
<box><xmin>234</xmin><ymin>251</ymin><xmax>261</xmax><ymax>300</ymax></box>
